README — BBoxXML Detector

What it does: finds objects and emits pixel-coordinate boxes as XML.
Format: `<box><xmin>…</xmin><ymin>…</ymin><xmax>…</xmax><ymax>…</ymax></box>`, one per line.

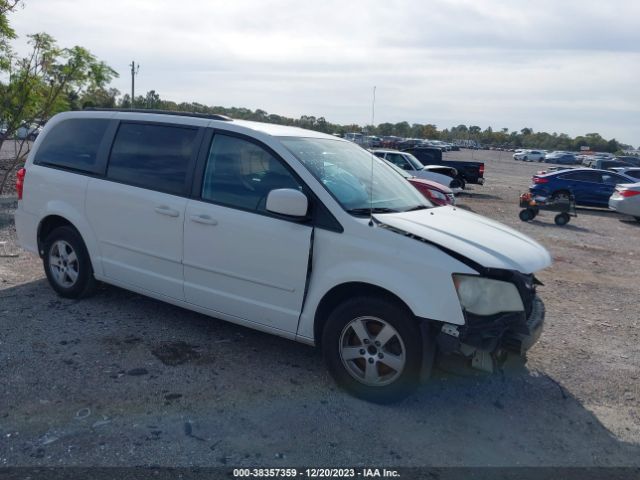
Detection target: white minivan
<box><xmin>15</xmin><ymin>110</ymin><xmax>552</xmax><ymax>403</ymax></box>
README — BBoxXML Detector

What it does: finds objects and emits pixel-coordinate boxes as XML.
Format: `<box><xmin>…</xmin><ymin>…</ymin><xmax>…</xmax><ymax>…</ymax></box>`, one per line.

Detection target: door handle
<box><xmin>154</xmin><ymin>206</ymin><xmax>180</xmax><ymax>217</ymax></box>
<box><xmin>190</xmin><ymin>214</ymin><xmax>218</xmax><ymax>226</ymax></box>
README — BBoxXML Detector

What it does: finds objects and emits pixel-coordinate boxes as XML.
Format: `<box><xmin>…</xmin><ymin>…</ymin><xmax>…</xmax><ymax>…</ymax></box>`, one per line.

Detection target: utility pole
<box><xmin>371</xmin><ymin>85</ymin><xmax>376</xmax><ymax>128</ymax></box>
<box><xmin>129</xmin><ymin>61</ymin><xmax>139</xmax><ymax>109</ymax></box>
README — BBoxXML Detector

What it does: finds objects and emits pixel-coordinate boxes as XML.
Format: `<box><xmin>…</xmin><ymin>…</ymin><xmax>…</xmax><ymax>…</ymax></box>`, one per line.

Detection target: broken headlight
<box><xmin>452</xmin><ymin>274</ymin><xmax>524</xmax><ymax>316</ymax></box>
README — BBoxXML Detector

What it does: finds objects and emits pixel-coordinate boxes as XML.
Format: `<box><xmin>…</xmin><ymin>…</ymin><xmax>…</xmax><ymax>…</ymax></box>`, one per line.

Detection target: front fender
<box><xmin>297</xmin><ymin>228</ymin><xmax>476</xmax><ymax>342</ymax></box>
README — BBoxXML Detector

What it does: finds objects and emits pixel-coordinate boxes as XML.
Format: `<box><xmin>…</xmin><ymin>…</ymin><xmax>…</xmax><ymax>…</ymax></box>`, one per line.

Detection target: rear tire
<box><xmin>519</xmin><ymin>209</ymin><xmax>533</xmax><ymax>221</ymax></box>
<box><xmin>43</xmin><ymin>226</ymin><xmax>97</xmax><ymax>299</ymax></box>
<box><xmin>322</xmin><ymin>296</ymin><xmax>424</xmax><ymax>403</ymax></box>
<box><xmin>554</xmin><ymin>213</ymin><xmax>570</xmax><ymax>226</ymax></box>
<box><xmin>450</xmin><ymin>177</ymin><xmax>464</xmax><ymax>190</ymax></box>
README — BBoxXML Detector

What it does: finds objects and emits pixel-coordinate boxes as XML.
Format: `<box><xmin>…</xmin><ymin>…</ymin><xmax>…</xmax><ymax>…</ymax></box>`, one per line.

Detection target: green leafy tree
<box><xmin>1</xmin><ymin>13</ymin><xmax>118</xmax><ymax>193</ymax></box>
<box><xmin>143</xmin><ymin>90</ymin><xmax>161</xmax><ymax>109</ymax></box>
<box><xmin>0</xmin><ymin>1</ymin><xmax>21</xmax><ymax>67</ymax></box>
<box><xmin>422</xmin><ymin>124</ymin><xmax>439</xmax><ymax>139</ymax></box>
<box><xmin>376</xmin><ymin>122</ymin><xmax>394</xmax><ymax>136</ymax></box>
<box><xmin>394</xmin><ymin>121</ymin><xmax>410</xmax><ymax>138</ymax></box>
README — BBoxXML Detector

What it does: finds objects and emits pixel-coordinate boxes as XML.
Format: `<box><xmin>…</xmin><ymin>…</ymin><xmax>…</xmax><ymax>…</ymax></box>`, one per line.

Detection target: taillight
<box><xmin>16</xmin><ymin>168</ymin><xmax>26</xmax><ymax>200</ymax></box>
<box><xmin>618</xmin><ymin>189</ymin><xmax>640</xmax><ymax>198</ymax></box>
<box><xmin>533</xmin><ymin>176</ymin><xmax>549</xmax><ymax>184</ymax></box>
<box><xmin>479</xmin><ymin>164</ymin><xmax>485</xmax><ymax>175</ymax></box>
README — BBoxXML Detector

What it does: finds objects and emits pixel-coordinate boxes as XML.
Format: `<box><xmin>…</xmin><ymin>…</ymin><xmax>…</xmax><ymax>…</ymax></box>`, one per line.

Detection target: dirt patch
<box><xmin>151</xmin><ymin>341</ymin><xmax>201</xmax><ymax>366</ymax></box>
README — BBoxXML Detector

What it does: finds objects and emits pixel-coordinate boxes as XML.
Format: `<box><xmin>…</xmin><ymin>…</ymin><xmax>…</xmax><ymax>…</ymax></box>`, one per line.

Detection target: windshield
<box><xmin>383</xmin><ymin>158</ymin><xmax>412</xmax><ymax>179</ymax></box>
<box><xmin>281</xmin><ymin>137</ymin><xmax>429</xmax><ymax>214</ymax></box>
<box><xmin>404</xmin><ymin>153</ymin><xmax>425</xmax><ymax>170</ymax></box>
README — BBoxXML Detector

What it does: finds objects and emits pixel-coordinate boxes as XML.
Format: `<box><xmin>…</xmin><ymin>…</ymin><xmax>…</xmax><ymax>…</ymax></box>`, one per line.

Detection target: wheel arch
<box><xmin>37</xmin><ymin>215</ymin><xmax>77</xmax><ymax>256</ymax></box>
<box><xmin>36</xmin><ymin>213</ymin><xmax>100</xmax><ymax>277</ymax></box>
<box><xmin>313</xmin><ymin>282</ymin><xmax>415</xmax><ymax>348</ymax></box>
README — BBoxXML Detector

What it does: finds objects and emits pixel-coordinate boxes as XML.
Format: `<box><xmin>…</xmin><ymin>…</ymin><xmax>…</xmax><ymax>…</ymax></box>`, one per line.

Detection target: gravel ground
<box><xmin>0</xmin><ymin>145</ymin><xmax>639</xmax><ymax>467</ymax></box>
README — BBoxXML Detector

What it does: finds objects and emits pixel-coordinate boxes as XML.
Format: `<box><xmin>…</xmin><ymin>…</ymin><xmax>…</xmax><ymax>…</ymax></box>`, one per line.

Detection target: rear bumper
<box><xmin>609</xmin><ymin>197</ymin><xmax>639</xmax><ymax>217</ymax></box>
<box><xmin>14</xmin><ymin>206</ymin><xmax>39</xmax><ymax>254</ymax></box>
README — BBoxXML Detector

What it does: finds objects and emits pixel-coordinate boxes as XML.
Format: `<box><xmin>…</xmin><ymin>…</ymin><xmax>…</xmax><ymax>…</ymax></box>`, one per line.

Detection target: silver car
<box><xmin>609</xmin><ymin>183</ymin><xmax>640</xmax><ymax>221</ymax></box>
<box><xmin>370</xmin><ymin>149</ymin><xmax>463</xmax><ymax>193</ymax></box>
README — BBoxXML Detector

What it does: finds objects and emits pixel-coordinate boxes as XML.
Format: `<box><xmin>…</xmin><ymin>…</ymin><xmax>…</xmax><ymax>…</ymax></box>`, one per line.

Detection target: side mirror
<box><xmin>266</xmin><ymin>189</ymin><xmax>308</xmax><ymax>218</ymax></box>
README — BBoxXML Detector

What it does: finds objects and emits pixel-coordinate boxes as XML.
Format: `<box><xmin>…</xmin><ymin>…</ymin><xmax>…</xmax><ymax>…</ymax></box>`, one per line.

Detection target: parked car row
<box><xmin>344</xmin><ymin>134</ymin><xmax>461</xmax><ymax>152</ymax></box>
<box><xmin>0</xmin><ymin>121</ymin><xmax>43</xmax><ymax>140</ymax></box>
<box><xmin>514</xmin><ymin>149</ymin><xmax>640</xmax><ymax>173</ymax></box>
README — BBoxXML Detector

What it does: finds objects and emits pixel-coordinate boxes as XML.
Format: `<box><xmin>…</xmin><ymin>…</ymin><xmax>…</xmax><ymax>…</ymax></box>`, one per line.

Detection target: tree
<box><xmin>376</xmin><ymin>122</ymin><xmax>394</xmax><ymax>136</ymax></box>
<box><xmin>422</xmin><ymin>124</ymin><xmax>438</xmax><ymax>139</ymax></box>
<box><xmin>1</xmin><ymin>18</ymin><xmax>118</xmax><ymax>193</ymax></box>
<box><xmin>394</xmin><ymin>121</ymin><xmax>410</xmax><ymax>138</ymax></box>
<box><xmin>76</xmin><ymin>87</ymin><xmax>120</xmax><ymax>109</ymax></box>
<box><xmin>143</xmin><ymin>89</ymin><xmax>161</xmax><ymax>109</ymax></box>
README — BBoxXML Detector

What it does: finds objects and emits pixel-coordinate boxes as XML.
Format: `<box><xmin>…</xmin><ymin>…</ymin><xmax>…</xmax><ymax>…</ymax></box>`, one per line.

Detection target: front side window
<box><xmin>34</xmin><ymin>119</ymin><xmax>110</xmax><ymax>173</ymax></box>
<box><xmin>386</xmin><ymin>153</ymin><xmax>412</xmax><ymax>170</ymax></box>
<box><xmin>281</xmin><ymin>137</ymin><xmax>429</xmax><ymax>214</ymax></box>
<box><xmin>201</xmin><ymin>134</ymin><xmax>302</xmax><ymax>212</ymax></box>
<box><xmin>107</xmin><ymin>123</ymin><xmax>198</xmax><ymax>195</ymax></box>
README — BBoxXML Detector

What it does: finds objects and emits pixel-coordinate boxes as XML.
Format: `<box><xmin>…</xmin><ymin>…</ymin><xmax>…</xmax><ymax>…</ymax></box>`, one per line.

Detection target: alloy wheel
<box><xmin>339</xmin><ymin>316</ymin><xmax>406</xmax><ymax>387</ymax></box>
<box><xmin>48</xmin><ymin>240</ymin><xmax>79</xmax><ymax>288</ymax></box>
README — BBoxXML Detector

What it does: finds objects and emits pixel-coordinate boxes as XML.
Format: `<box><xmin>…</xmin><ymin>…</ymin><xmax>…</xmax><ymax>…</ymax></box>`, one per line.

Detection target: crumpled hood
<box><xmin>374</xmin><ymin>206</ymin><xmax>552</xmax><ymax>274</ymax></box>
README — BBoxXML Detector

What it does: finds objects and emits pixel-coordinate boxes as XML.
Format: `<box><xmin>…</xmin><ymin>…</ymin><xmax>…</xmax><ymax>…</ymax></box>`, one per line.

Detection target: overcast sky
<box><xmin>9</xmin><ymin>0</ymin><xmax>640</xmax><ymax>144</ymax></box>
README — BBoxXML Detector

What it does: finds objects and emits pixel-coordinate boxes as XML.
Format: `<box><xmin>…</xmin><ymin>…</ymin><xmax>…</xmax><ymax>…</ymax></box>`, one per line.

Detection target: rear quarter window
<box><xmin>559</xmin><ymin>171</ymin><xmax>603</xmax><ymax>182</ymax></box>
<box><xmin>33</xmin><ymin>119</ymin><xmax>110</xmax><ymax>174</ymax></box>
<box><xmin>107</xmin><ymin>122</ymin><xmax>199</xmax><ymax>195</ymax></box>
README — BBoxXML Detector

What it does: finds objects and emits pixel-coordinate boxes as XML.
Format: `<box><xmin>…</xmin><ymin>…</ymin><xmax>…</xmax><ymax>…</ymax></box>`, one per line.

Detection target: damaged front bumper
<box><xmin>436</xmin><ymin>296</ymin><xmax>545</xmax><ymax>371</ymax></box>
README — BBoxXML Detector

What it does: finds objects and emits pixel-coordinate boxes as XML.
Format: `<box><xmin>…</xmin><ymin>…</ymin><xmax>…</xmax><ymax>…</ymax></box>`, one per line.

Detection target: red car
<box><xmin>384</xmin><ymin>159</ymin><xmax>455</xmax><ymax>206</ymax></box>
<box><xmin>407</xmin><ymin>177</ymin><xmax>455</xmax><ymax>206</ymax></box>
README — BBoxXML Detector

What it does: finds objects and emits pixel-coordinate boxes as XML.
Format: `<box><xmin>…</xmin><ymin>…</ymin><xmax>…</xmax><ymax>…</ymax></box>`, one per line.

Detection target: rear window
<box><xmin>560</xmin><ymin>171</ymin><xmax>603</xmax><ymax>182</ymax></box>
<box><xmin>107</xmin><ymin>122</ymin><xmax>199</xmax><ymax>195</ymax></box>
<box><xmin>34</xmin><ymin>119</ymin><xmax>110</xmax><ymax>173</ymax></box>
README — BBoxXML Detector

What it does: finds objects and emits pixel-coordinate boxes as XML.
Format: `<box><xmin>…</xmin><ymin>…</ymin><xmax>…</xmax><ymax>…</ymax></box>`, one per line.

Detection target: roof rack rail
<box><xmin>83</xmin><ymin>108</ymin><xmax>232</xmax><ymax>122</ymax></box>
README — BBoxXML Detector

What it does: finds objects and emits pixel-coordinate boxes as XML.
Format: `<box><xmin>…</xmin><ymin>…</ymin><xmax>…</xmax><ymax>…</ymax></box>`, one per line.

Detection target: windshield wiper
<box><xmin>347</xmin><ymin>207</ymin><xmax>400</xmax><ymax>216</ymax></box>
<box><xmin>404</xmin><ymin>205</ymin><xmax>429</xmax><ymax>212</ymax></box>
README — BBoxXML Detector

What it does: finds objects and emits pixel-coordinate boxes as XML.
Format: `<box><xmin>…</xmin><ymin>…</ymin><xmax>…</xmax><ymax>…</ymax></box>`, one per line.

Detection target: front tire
<box><xmin>450</xmin><ymin>177</ymin><xmax>464</xmax><ymax>190</ymax></box>
<box><xmin>43</xmin><ymin>226</ymin><xmax>97</xmax><ymax>299</ymax></box>
<box><xmin>322</xmin><ymin>296</ymin><xmax>424</xmax><ymax>403</ymax></box>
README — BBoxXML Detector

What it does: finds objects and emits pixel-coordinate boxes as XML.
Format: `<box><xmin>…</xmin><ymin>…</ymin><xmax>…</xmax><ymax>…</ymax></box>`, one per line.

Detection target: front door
<box><xmin>183</xmin><ymin>133</ymin><xmax>312</xmax><ymax>333</ymax></box>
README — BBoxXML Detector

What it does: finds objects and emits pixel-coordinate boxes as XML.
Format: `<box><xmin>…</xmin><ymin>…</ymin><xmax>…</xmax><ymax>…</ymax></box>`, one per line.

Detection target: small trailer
<box><xmin>519</xmin><ymin>192</ymin><xmax>577</xmax><ymax>226</ymax></box>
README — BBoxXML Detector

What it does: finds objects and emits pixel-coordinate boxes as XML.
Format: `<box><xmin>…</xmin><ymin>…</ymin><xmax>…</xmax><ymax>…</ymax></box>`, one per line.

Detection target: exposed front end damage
<box><xmin>371</xmin><ymin>214</ymin><xmax>550</xmax><ymax>376</ymax></box>
<box><xmin>437</xmin><ymin>294</ymin><xmax>545</xmax><ymax>373</ymax></box>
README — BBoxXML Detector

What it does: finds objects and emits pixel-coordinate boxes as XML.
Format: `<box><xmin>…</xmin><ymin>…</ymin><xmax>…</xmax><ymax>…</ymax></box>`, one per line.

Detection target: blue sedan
<box><xmin>530</xmin><ymin>168</ymin><xmax>636</xmax><ymax>208</ymax></box>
